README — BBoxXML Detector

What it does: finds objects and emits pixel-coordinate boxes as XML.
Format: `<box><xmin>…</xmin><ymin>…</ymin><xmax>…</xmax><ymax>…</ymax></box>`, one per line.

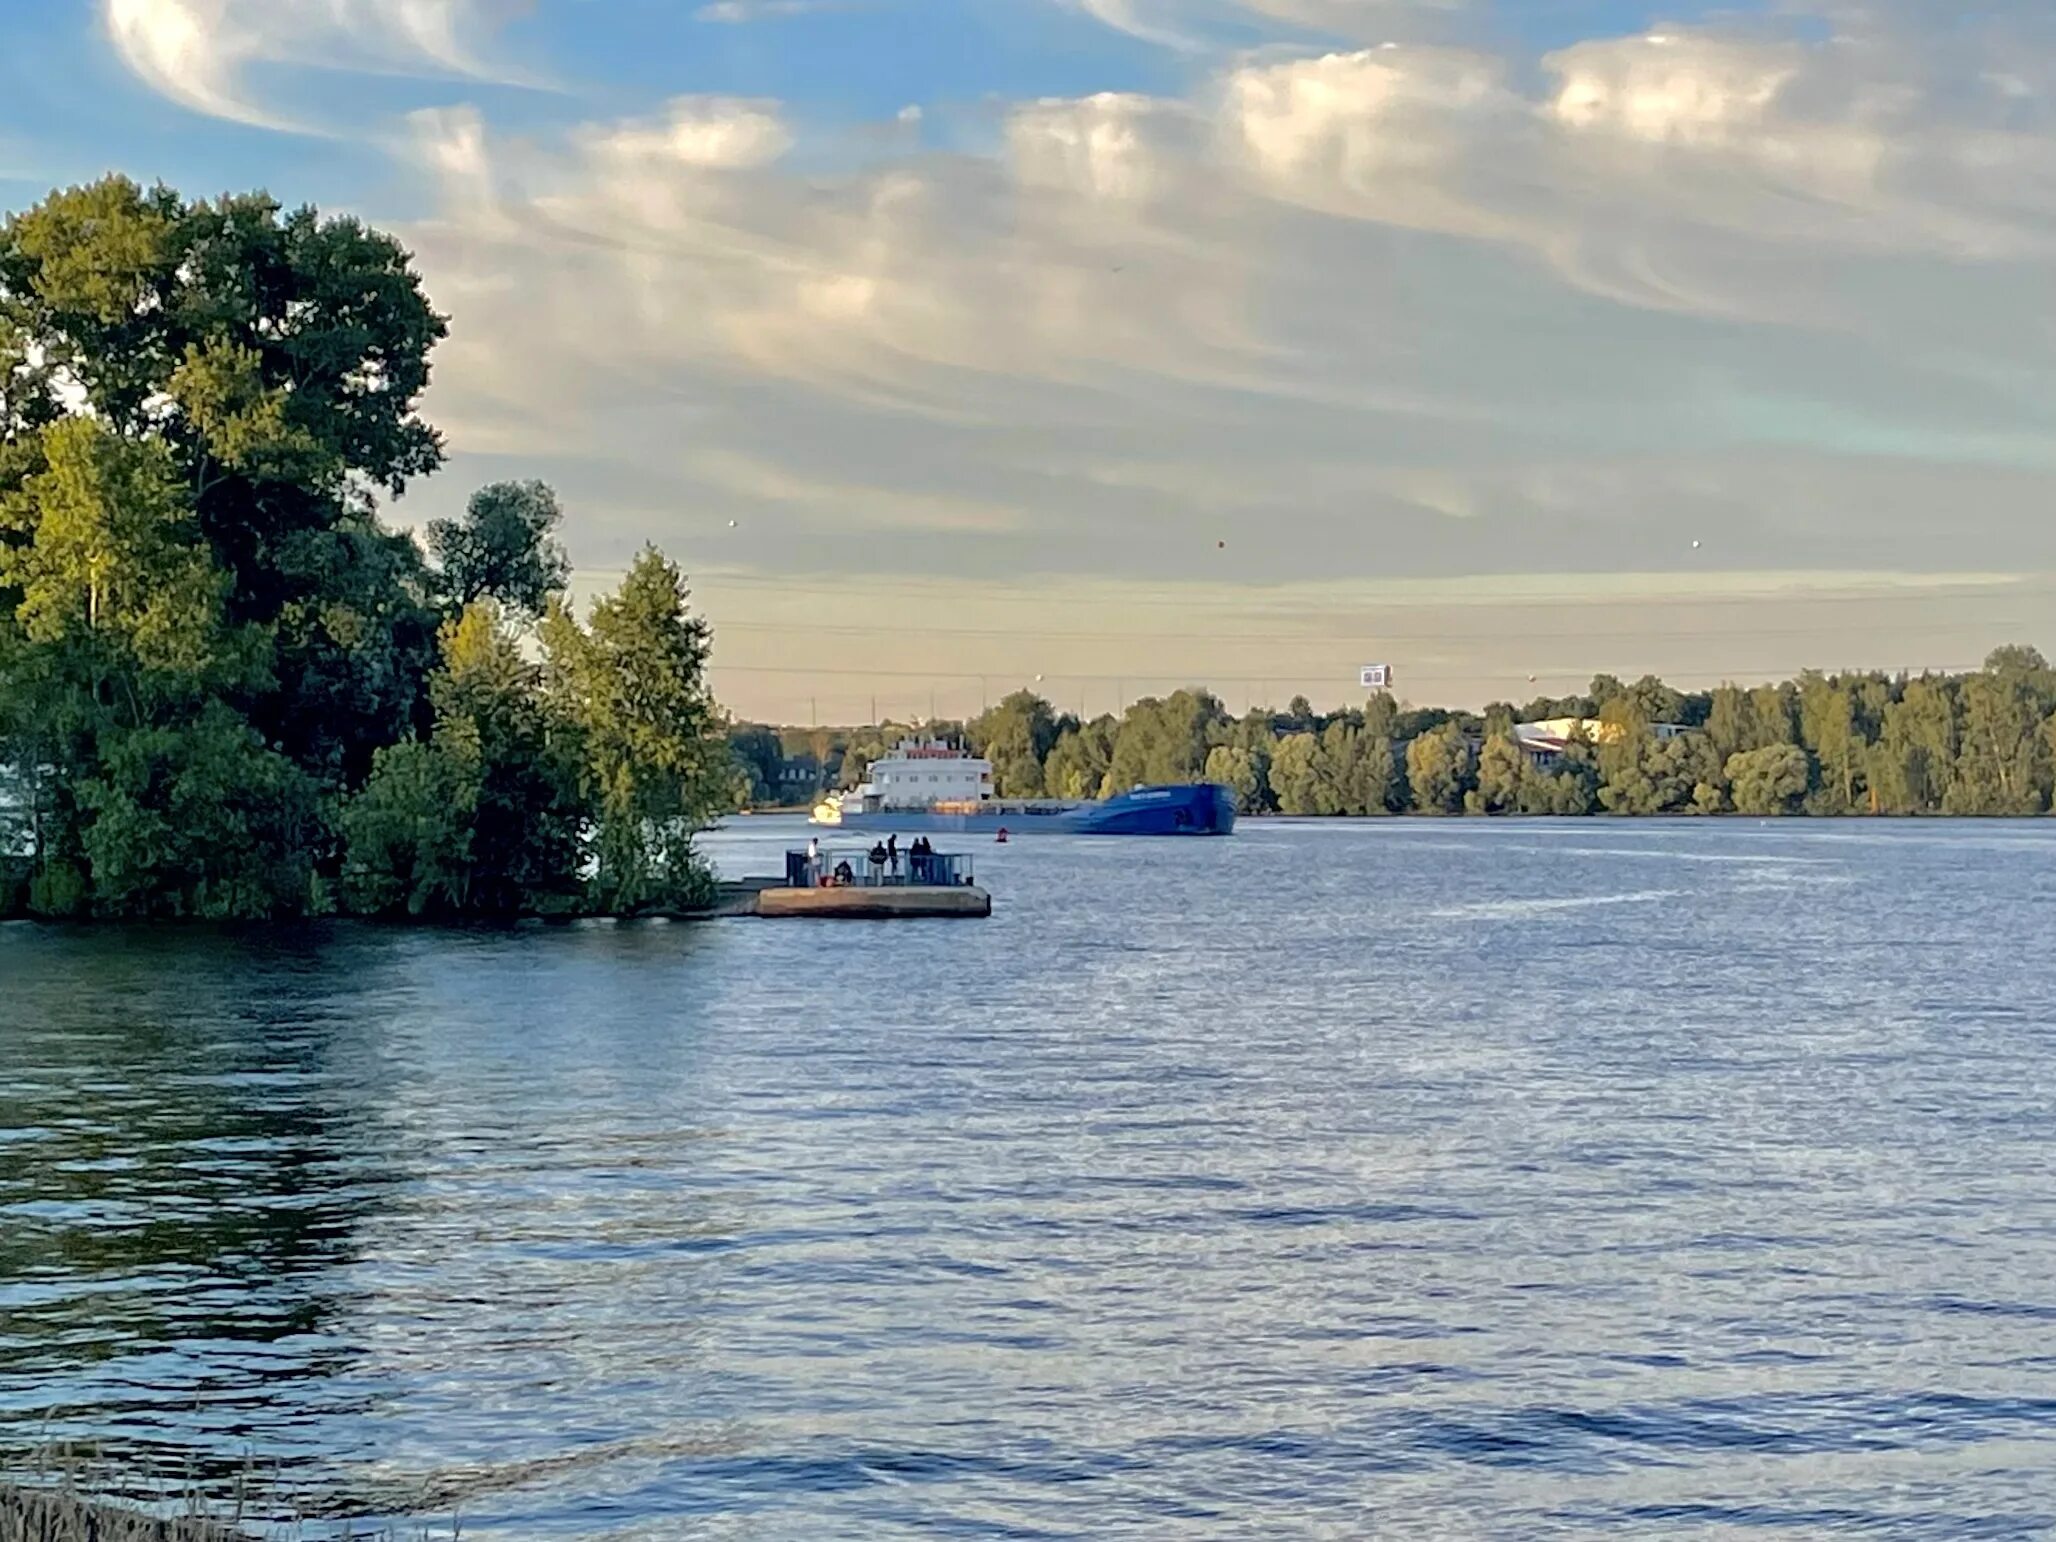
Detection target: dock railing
<box><xmin>787</xmin><ymin>848</ymin><xmax>975</xmax><ymax>889</ymax></box>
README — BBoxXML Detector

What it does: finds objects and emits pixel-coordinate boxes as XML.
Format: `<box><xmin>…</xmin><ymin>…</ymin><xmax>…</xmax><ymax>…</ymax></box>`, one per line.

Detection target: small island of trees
<box><xmin>1</xmin><ymin>177</ymin><xmax>730</xmax><ymax>921</ymax></box>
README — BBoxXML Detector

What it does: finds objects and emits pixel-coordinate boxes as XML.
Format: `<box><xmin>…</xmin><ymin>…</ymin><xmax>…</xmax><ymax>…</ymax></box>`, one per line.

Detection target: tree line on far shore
<box><xmin>730</xmin><ymin>647</ymin><xmax>2056</xmax><ymax>819</ymax></box>
<box><xmin>2</xmin><ymin>177</ymin><xmax>731</xmax><ymax>921</ymax></box>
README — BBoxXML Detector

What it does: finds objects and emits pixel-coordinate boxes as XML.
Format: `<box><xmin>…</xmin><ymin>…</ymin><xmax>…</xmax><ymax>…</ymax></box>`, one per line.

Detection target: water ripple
<box><xmin>3</xmin><ymin>819</ymin><xmax>2055</xmax><ymax>1536</ymax></box>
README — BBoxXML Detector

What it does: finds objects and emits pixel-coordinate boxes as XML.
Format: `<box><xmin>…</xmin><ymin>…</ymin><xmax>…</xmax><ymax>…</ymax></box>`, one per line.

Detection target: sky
<box><xmin>4</xmin><ymin>0</ymin><xmax>2056</xmax><ymax>722</ymax></box>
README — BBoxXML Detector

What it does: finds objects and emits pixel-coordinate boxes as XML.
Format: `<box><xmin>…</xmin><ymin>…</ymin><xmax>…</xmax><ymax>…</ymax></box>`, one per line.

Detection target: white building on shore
<box><xmin>1515</xmin><ymin>718</ymin><xmax>1687</xmax><ymax>770</ymax></box>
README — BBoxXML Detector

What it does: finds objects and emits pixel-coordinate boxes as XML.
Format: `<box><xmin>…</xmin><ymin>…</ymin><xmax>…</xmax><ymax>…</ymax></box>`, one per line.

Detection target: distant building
<box><xmin>776</xmin><ymin>756</ymin><xmax>823</xmax><ymax>799</ymax></box>
<box><xmin>861</xmin><ymin>741</ymin><xmax>993</xmax><ymax>808</ymax></box>
<box><xmin>1514</xmin><ymin>718</ymin><xmax>1687</xmax><ymax>770</ymax></box>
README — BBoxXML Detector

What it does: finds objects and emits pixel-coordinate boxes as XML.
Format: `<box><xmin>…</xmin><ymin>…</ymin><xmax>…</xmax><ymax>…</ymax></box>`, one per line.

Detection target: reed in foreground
<box><xmin>0</xmin><ymin>1483</ymin><xmax>235</xmax><ymax>1542</ymax></box>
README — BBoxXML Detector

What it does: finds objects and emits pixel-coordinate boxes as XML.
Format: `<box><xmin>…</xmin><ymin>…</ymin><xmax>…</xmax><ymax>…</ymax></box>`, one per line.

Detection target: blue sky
<box><xmin>4</xmin><ymin>0</ymin><xmax>2055</xmax><ymax>717</ymax></box>
<box><xmin>4</xmin><ymin>1</ymin><xmax>1711</xmax><ymax>185</ymax></box>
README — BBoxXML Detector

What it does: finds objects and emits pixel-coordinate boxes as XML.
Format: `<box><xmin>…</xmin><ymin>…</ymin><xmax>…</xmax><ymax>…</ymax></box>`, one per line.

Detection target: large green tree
<box><xmin>1106</xmin><ymin>689</ymin><xmax>1228</xmax><ymax>790</ymax></box>
<box><xmin>1268</xmin><ymin>732</ymin><xmax>1324</xmax><ymax>815</ymax></box>
<box><xmin>4</xmin><ymin>177</ymin><xmax>447</xmax><ymax>778</ymax></box>
<box><xmin>1948</xmin><ymin>652</ymin><xmax>2051</xmax><ymax>815</ymax></box>
<box><xmin>426</xmin><ymin>480</ymin><xmax>571</xmax><ymax>618</ymax></box>
<box><xmin>77</xmin><ymin>702</ymin><xmax>322</xmax><ymax>919</ymax></box>
<box><xmin>1872</xmin><ymin>678</ymin><xmax>1958</xmax><ymax>814</ymax></box>
<box><xmin>1470</xmin><ymin>732</ymin><xmax>1528</xmax><ymax>815</ymax></box>
<box><xmin>2</xmin><ymin>177</ymin><xmax>448</xmax><ymax>912</ymax></box>
<box><xmin>1203</xmin><ymin>743</ymin><xmax>1269</xmax><ymax>814</ymax></box>
<box><xmin>1406</xmin><ymin>723</ymin><xmax>1474</xmax><ymax>815</ymax></box>
<box><xmin>970</xmin><ymin>690</ymin><xmax>1063</xmax><ymax>797</ymax></box>
<box><xmin>543</xmin><ymin>548</ymin><xmax>728</xmax><ymax>913</ymax></box>
<box><xmin>1797</xmin><ymin>672</ymin><xmax>1863</xmax><ymax>814</ymax></box>
<box><xmin>1727</xmin><ymin>744</ymin><xmax>1813</xmax><ymax>816</ymax></box>
<box><xmin>729</xmin><ymin>723</ymin><xmax>788</xmax><ymax>805</ymax></box>
<box><xmin>335</xmin><ymin>738</ymin><xmax>477</xmax><ymax>919</ymax></box>
<box><xmin>341</xmin><ymin>602</ymin><xmax>584</xmax><ymax>917</ymax></box>
<box><xmin>1324</xmin><ymin>715</ymin><xmax>1401</xmax><ymax>815</ymax></box>
<box><xmin>1596</xmin><ymin>699</ymin><xmax>1667</xmax><ymax>814</ymax></box>
<box><xmin>1044</xmin><ymin>716</ymin><xmax>1115</xmax><ymax>800</ymax></box>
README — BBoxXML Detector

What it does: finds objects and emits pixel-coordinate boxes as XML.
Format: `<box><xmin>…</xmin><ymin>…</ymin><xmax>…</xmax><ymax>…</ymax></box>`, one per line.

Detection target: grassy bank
<box><xmin>0</xmin><ymin>1484</ymin><xmax>236</xmax><ymax>1541</ymax></box>
<box><xmin>0</xmin><ymin>1483</ymin><xmax>452</xmax><ymax>1541</ymax></box>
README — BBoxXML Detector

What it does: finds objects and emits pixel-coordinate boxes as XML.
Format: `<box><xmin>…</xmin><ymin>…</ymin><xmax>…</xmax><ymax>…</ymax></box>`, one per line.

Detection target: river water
<box><xmin>3</xmin><ymin>819</ymin><xmax>2054</xmax><ymax>1537</ymax></box>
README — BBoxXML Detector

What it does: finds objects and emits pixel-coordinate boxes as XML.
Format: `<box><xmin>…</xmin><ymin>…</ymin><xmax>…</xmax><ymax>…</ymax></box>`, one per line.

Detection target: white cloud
<box><xmin>1224</xmin><ymin>44</ymin><xmax>1513</xmax><ymax>227</ymax></box>
<box><xmin>1062</xmin><ymin>0</ymin><xmax>1476</xmax><ymax>50</ymax></box>
<box><xmin>694</xmin><ymin>0</ymin><xmax>845</xmax><ymax>21</ymax></box>
<box><xmin>369</xmin><ymin>3</ymin><xmax>2056</xmax><ymax>704</ymax></box>
<box><xmin>1198</xmin><ymin>27</ymin><xmax>2056</xmax><ymax>325</ymax></box>
<box><xmin>1064</xmin><ymin>0</ymin><xmax>1206</xmax><ymax>53</ymax></box>
<box><xmin>104</xmin><ymin>0</ymin><xmax>513</xmax><ymax>128</ymax></box>
<box><xmin>1009</xmin><ymin>93</ymin><xmax>1193</xmax><ymax>201</ymax></box>
<box><xmin>1541</xmin><ymin>30</ymin><xmax>1898</xmax><ymax>215</ymax></box>
<box><xmin>583</xmin><ymin>97</ymin><xmax>795</xmax><ymax>170</ymax></box>
<box><xmin>1549</xmin><ymin>32</ymin><xmax>1799</xmax><ymax>142</ymax></box>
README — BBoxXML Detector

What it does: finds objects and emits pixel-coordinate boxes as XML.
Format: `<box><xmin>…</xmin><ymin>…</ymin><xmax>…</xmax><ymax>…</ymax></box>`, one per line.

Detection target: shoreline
<box><xmin>5</xmin><ymin>810</ymin><xmax>2047</xmax><ymax>923</ymax></box>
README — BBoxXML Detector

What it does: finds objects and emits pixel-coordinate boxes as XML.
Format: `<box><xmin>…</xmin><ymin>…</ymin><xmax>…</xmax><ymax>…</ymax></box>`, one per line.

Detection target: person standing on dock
<box><xmin>886</xmin><ymin>833</ymin><xmax>899</xmax><ymax>880</ymax></box>
<box><xmin>807</xmin><ymin>835</ymin><xmax>821</xmax><ymax>886</ymax></box>
<box><xmin>868</xmin><ymin>841</ymin><xmax>888</xmax><ymax>884</ymax></box>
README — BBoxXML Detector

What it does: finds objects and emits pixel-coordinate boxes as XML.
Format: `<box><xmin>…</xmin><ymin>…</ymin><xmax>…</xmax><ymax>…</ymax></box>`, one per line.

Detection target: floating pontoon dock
<box><xmin>723</xmin><ymin>847</ymin><xmax>990</xmax><ymax>919</ymax></box>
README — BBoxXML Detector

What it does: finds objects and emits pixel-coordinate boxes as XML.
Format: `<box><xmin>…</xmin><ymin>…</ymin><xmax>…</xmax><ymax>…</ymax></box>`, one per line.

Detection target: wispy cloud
<box><xmin>694</xmin><ymin>0</ymin><xmax>849</xmax><ymax>22</ymax></box>
<box><xmin>1061</xmin><ymin>0</ymin><xmax>1208</xmax><ymax>53</ymax></box>
<box><xmin>390</xmin><ymin>4</ymin><xmax>2056</xmax><ymax>613</ymax></box>
<box><xmin>68</xmin><ymin>0</ymin><xmax>2056</xmax><ymax>709</ymax></box>
<box><xmin>103</xmin><ymin>0</ymin><xmax>522</xmax><ymax>129</ymax></box>
<box><xmin>1060</xmin><ymin>0</ymin><xmax>1475</xmax><ymax>51</ymax></box>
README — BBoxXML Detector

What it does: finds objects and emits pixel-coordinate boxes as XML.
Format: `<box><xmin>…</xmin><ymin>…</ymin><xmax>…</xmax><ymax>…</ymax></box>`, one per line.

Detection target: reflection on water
<box><xmin>4</xmin><ymin>820</ymin><xmax>2056</xmax><ymax>1536</ymax></box>
<box><xmin>0</xmin><ymin>932</ymin><xmax>404</xmax><ymax>1470</ymax></box>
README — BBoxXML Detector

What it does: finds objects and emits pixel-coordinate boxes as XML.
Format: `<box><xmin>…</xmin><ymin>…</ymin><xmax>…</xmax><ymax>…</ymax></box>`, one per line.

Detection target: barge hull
<box><xmin>819</xmin><ymin>782</ymin><xmax>1235</xmax><ymax>837</ymax></box>
<box><xmin>754</xmin><ymin>885</ymin><xmax>991</xmax><ymax>919</ymax></box>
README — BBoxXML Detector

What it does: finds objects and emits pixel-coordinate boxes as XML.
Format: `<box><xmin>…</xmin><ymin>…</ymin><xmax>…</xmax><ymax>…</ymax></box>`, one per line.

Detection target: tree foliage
<box><xmin>0</xmin><ymin>177</ymin><xmax>727</xmax><ymax>919</ymax></box>
<box><xmin>1106</xmin><ymin>690</ymin><xmax>1224</xmax><ymax>791</ymax></box>
<box><xmin>1044</xmin><ymin>717</ymin><xmax>1116</xmax><ymax>800</ymax></box>
<box><xmin>542</xmin><ymin>549</ymin><xmax>726</xmax><ymax>914</ymax></box>
<box><xmin>779</xmin><ymin>650</ymin><xmax>2056</xmax><ymax>830</ymax></box>
<box><xmin>728</xmin><ymin>723</ymin><xmax>789</xmax><ymax>805</ymax></box>
<box><xmin>1469</xmin><ymin>731</ymin><xmax>1527</xmax><ymax>815</ymax></box>
<box><xmin>970</xmin><ymin>690</ymin><xmax>1064</xmax><ymax>797</ymax></box>
<box><xmin>77</xmin><ymin>703</ymin><xmax>321</xmax><ymax>919</ymax></box>
<box><xmin>1203</xmin><ymin>744</ymin><xmax>1268</xmax><ymax>814</ymax></box>
<box><xmin>1406</xmin><ymin>723</ymin><xmax>1474</xmax><ymax>815</ymax></box>
<box><xmin>1727</xmin><ymin>744</ymin><xmax>1813</xmax><ymax>816</ymax></box>
<box><xmin>340</xmin><ymin>601</ymin><xmax>586</xmax><ymax>918</ymax></box>
<box><xmin>426</xmin><ymin>480</ymin><xmax>571</xmax><ymax>618</ymax></box>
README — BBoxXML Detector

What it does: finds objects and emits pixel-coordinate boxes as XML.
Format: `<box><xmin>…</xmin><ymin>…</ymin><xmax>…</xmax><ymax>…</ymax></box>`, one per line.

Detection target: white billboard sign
<box><xmin>1359</xmin><ymin>664</ymin><xmax>1393</xmax><ymax>690</ymax></box>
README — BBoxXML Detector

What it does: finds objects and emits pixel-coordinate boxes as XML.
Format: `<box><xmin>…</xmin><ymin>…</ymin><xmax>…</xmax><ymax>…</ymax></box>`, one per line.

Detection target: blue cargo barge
<box><xmin>811</xmin><ymin>741</ymin><xmax>1235</xmax><ymax>837</ymax></box>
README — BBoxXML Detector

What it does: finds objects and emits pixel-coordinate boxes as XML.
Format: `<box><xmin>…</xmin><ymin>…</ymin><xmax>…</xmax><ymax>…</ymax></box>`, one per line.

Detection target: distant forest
<box><xmin>729</xmin><ymin>648</ymin><xmax>2056</xmax><ymax>819</ymax></box>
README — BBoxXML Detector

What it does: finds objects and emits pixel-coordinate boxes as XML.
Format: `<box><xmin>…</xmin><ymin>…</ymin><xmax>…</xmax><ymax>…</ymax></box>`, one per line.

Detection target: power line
<box><xmin>707</xmin><ymin>661</ymin><xmax>1998</xmax><ymax>685</ymax></box>
<box><xmin>701</xmin><ymin>616</ymin><xmax>2026</xmax><ymax>646</ymax></box>
<box><xmin>578</xmin><ymin>568</ymin><xmax>2056</xmax><ymax>613</ymax></box>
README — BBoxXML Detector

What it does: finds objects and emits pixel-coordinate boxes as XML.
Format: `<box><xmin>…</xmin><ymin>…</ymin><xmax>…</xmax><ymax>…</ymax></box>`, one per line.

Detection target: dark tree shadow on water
<box><xmin>0</xmin><ymin>926</ymin><xmax>418</xmax><ymax>1505</ymax></box>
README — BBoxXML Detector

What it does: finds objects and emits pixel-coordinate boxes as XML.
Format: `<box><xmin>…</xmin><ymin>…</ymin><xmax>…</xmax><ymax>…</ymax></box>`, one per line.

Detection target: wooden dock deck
<box><xmin>753</xmin><ymin>884</ymin><xmax>990</xmax><ymax>919</ymax></box>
